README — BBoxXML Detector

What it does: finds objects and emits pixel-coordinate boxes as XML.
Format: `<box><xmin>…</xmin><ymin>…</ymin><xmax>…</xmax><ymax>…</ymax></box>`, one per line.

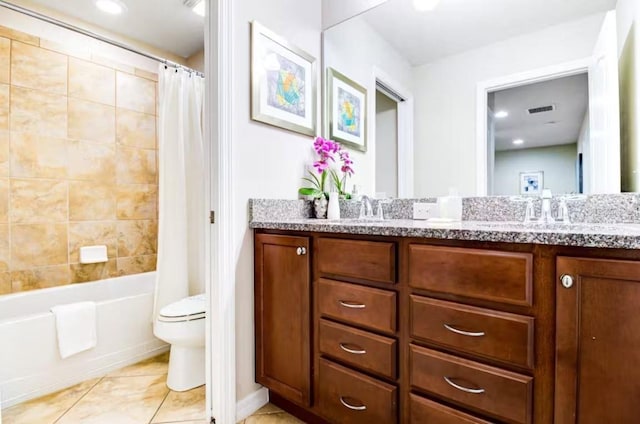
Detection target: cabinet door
<box><xmin>255</xmin><ymin>234</ymin><xmax>311</xmax><ymax>406</ymax></box>
<box><xmin>556</xmin><ymin>257</ymin><xmax>640</xmax><ymax>423</ymax></box>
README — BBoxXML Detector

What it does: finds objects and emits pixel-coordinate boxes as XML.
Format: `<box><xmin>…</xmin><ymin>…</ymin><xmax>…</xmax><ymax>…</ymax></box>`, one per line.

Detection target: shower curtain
<box><xmin>154</xmin><ymin>65</ymin><xmax>205</xmax><ymax>319</ymax></box>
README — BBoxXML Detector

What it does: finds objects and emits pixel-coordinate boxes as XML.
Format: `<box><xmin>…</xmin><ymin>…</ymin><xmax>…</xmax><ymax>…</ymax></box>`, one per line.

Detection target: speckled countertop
<box><xmin>250</xmin><ymin>218</ymin><xmax>640</xmax><ymax>249</ymax></box>
<box><xmin>248</xmin><ymin>196</ymin><xmax>640</xmax><ymax>249</ymax></box>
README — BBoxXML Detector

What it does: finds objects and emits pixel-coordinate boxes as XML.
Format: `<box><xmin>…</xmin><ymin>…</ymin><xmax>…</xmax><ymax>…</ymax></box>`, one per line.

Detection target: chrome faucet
<box><xmin>539</xmin><ymin>189</ymin><xmax>555</xmax><ymax>224</ymax></box>
<box><xmin>359</xmin><ymin>195</ymin><xmax>374</xmax><ymax>219</ymax></box>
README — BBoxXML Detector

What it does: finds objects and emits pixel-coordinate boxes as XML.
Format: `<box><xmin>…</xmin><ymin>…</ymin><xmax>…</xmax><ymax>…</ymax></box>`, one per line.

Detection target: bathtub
<box><xmin>0</xmin><ymin>272</ymin><xmax>168</xmax><ymax>408</ymax></box>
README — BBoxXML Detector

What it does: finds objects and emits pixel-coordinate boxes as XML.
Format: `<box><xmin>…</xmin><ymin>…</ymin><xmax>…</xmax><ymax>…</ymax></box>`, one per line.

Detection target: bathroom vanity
<box><xmin>252</xmin><ymin>210</ymin><xmax>640</xmax><ymax>424</ymax></box>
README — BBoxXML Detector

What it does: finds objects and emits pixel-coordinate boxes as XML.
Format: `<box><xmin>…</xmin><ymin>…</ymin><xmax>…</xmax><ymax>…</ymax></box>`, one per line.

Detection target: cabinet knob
<box><xmin>296</xmin><ymin>247</ymin><xmax>307</xmax><ymax>256</ymax></box>
<box><xmin>560</xmin><ymin>274</ymin><xmax>574</xmax><ymax>289</ymax></box>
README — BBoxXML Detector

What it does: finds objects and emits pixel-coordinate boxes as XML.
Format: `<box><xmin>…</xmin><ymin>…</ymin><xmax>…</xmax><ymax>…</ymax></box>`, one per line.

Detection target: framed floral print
<box><xmin>251</xmin><ymin>21</ymin><xmax>317</xmax><ymax>136</ymax></box>
<box><xmin>327</xmin><ymin>67</ymin><xmax>367</xmax><ymax>152</ymax></box>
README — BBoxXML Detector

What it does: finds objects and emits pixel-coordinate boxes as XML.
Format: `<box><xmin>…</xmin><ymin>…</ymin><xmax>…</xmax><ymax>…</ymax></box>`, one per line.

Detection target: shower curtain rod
<box><xmin>0</xmin><ymin>0</ymin><xmax>204</xmax><ymax>78</ymax></box>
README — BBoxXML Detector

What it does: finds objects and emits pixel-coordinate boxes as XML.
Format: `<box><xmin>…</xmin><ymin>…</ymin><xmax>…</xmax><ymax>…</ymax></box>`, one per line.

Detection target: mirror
<box><xmin>322</xmin><ymin>0</ymin><xmax>636</xmax><ymax>197</ymax></box>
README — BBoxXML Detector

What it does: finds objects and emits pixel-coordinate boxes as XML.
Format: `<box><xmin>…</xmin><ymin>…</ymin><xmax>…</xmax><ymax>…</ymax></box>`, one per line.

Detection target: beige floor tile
<box><xmin>56</xmin><ymin>375</ymin><xmax>169</xmax><ymax>424</ymax></box>
<box><xmin>1</xmin><ymin>378</ymin><xmax>99</xmax><ymax>424</ymax></box>
<box><xmin>252</xmin><ymin>404</ymin><xmax>284</xmax><ymax>415</ymax></box>
<box><xmin>151</xmin><ymin>385</ymin><xmax>206</xmax><ymax>423</ymax></box>
<box><xmin>107</xmin><ymin>352</ymin><xmax>169</xmax><ymax>378</ymax></box>
<box><xmin>244</xmin><ymin>412</ymin><xmax>305</xmax><ymax>424</ymax></box>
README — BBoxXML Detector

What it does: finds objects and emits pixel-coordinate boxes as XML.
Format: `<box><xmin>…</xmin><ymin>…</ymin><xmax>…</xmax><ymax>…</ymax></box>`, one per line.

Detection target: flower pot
<box><xmin>313</xmin><ymin>197</ymin><xmax>328</xmax><ymax>219</ymax></box>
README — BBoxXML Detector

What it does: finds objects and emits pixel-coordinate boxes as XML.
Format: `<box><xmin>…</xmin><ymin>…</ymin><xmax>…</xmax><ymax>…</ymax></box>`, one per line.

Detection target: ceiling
<box><xmin>491</xmin><ymin>73</ymin><xmax>589</xmax><ymax>152</ymax></box>
<box><xmin>25</xmin><ymin>0</ymin><xmax>205</xmax><ymax>58</ymax></box>
<box><xmin>362</xmin><ymin>0</ymin><xmax>617</xmax><ymax>66</ymax></box>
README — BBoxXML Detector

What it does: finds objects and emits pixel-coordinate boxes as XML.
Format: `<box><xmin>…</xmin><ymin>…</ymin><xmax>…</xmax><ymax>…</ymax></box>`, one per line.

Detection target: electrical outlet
<box><xmin>413</xmin><ymin>202</ymin><xmax>437</xmax><ymax>220</ymax></box>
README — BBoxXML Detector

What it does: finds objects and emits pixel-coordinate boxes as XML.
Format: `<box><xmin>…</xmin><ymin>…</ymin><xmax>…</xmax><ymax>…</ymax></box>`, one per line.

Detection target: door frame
<box><xmin>475</xmin><ymin>58</ymin><xmax>591</xmax><ymax>196</ymax></box>
<box><xmin>372</xmin><ymin>66</ymin><xmax>414</xmax><ymax>197</ymax></box>
<box><xmin>206</xmin><ymin>0</ymin><xmax>236</xmax><ymax>423</ymax></box>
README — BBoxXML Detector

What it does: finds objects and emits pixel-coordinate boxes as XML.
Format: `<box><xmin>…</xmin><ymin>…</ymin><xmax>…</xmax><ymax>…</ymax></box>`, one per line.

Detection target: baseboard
<box><xmin>236</xmin><ymin>387</ymin><xmax>269</xmax><ymax>422</ymax></box>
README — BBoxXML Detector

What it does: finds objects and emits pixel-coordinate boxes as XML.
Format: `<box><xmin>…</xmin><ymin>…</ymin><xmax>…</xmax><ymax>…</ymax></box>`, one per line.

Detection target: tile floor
<box><xmin>1</xmin><ymin>353</ymin><xmax>303</xmax><ymax>424</ymax></box>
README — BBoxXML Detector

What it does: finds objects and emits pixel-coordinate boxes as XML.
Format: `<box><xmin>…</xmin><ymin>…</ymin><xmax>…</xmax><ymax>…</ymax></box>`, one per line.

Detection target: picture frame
<box><xmin>519</xmin><ymin>171</ymin><xmax>544</xmax><ymax>195</ymax></box>
<box><xmin>327</xmin><ymin>67</ymin><xmax>367</xmax><ymax>152</ymax></box>
<box><xmin>250</xmin><ymin>21</ymin><xmax>317</xmax><ymax>137</ymax></box>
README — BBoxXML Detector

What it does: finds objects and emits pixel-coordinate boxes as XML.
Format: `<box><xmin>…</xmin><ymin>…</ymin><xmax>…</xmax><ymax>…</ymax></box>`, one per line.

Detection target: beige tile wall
<box><xmin>0</xmin><ymin>24</ymin><xmax>159</xmax><ymax>294</ymax></box>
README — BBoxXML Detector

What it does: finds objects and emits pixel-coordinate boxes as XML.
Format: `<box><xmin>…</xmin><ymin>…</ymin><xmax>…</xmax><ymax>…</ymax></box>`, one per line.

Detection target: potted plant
<box><xmin>299</xmin><ymin>137</ymin><xmax>354</xmax><ymax>218</ymax></box>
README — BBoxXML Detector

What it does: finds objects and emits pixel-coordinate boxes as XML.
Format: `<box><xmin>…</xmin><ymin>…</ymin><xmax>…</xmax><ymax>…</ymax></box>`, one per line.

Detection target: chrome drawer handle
<box><xmin>339</xmin><ymin>300</ymin><xmax>366</xmax><ymax>309</ymax></box>
<box><xmin>443</xmin><ymin>376</ymin><xmax>485</xmax><ymax>394</ymax></box>
<box><xmin>444</xmin><ymin>324</ymin><xmax>485</xmax><ymax>337</ymax></box>
<box><xmin>339</xmin><ymin>343</ymin><xmax>367</xmax><ymax>355</ymax></box>
<box><xmin>340</xmin><ymin>397</ymin><xmax>367</xmax><ymax>411</ymax></box>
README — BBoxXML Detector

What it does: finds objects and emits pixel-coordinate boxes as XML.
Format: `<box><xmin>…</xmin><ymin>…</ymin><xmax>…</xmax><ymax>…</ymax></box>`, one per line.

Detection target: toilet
<box><xmin>154</xmin><ymin>294</ymin><xmax>206</xmax><ymax>391</ymax></box>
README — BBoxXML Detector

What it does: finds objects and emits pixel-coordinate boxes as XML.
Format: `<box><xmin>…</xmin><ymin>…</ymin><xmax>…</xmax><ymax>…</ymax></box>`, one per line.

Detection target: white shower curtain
<box><xmin>154</xmin><ymin>65</ymin><xmax>205</xmax><ymax>319</ymax></box>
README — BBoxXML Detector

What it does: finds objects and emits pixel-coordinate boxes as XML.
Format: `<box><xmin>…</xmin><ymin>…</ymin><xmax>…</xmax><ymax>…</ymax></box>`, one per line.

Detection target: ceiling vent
<box><xmin>528</xmin><ymin>104</ymin><xmax>556</xmax><ymax>114</ymax></box>
<box><xmin>183</xmin><ymin>0</ymin><xmax>200</xmax><ymax>7</ymax></box>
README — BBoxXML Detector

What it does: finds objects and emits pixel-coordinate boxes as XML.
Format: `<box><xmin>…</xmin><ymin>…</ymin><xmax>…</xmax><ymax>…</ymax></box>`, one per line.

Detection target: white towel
<box><xmin>50</xmin><ymin>302</ymin><xmax>97</xmax><ymax>359</ymax></box>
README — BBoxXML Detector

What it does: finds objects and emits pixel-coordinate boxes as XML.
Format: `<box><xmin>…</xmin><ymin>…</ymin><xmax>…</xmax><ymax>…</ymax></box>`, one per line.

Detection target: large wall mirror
<box><xmin>322</xmin><ymin>0</ymin><xmax>638</xmax><ymax>198</ymax></box>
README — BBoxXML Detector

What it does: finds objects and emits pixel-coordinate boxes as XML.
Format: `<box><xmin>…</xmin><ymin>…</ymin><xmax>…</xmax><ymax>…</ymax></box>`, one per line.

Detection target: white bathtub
<box><xmin>0</xmin><ymin>272</ymin><xmax>168</xmax><ymax>408</ymax></box>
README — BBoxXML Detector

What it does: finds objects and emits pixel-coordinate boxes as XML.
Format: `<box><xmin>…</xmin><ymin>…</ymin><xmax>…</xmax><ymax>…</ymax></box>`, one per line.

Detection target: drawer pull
<box><xmin>443</xmin><ymin>376</ymin><xmax>485</xmax><ymax>394</ymax></box>
<box><xmin>340</xmin><ymin>396</ymin><xmax>367</xmax><ymax>411</ymax></box>
<box><xmin>339</xmin><ymin>300</ymin><xmax>366</xmax><ymax>309</ymax></box>
<box><xmin>339</xmin><ymin>343</ymin><xmax>367</xmax><ymax>355</ymax></box>
<box><xmin>443</xmin><ymin>324</ymin><xmax>485</xmax><ymax>337</ymax></box>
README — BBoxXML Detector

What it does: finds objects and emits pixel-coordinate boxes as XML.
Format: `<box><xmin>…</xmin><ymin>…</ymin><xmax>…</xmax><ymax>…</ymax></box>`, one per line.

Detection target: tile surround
<box><xmin>68</xmin><ymin>57</ymin><xmax>116</xmax><ymax>106</ymax></box>
<box><xmin>0</xmin><ymin>37</ymin><xmax>9</xmax><ymax>84</ymax></box>
<box><xmin>10</xmin><ymin>41</ymin><xmax>68</xmax><ymax>95</ymax></box>
<box><xmin>0</xmin><ymin>24</ymin><xmax>159</xmax><ymax>293</ymax></box>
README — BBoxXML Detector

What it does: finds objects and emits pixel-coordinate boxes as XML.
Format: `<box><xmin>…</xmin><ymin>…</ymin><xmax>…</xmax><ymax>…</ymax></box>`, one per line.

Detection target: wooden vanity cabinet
<box><xmin>254</xmin><ymin>233</ymin><xmax>312</xmax><ymax>407</ymax></box>
<box><xmin>555</xmin><ymin>256</ymin><xmax>640</xmax><ymax>424</ymax></box>
<box><xmin>254</xmin><ymin>230</ymin><xmax>640</xmax><ymax>423</ymax></box>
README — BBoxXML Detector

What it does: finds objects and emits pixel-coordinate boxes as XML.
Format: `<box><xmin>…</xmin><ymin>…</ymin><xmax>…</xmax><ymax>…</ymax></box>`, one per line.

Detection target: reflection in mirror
<box><xmin>323</xmin><ymin>0</ymin><xmax>637</xmax><ymax>198</ymax></box>
<box><xmin>0</xmin><ymin>0</ymin><xmax>208</xmax><ymax>419</ymax></box>
<box><xmin>488</xmin><ymin>74</ymin><xmax>589</xmax><ymax>196</ymax></box>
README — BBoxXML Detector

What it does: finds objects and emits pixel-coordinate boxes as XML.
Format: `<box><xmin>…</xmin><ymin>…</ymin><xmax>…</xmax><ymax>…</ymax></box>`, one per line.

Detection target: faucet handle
<box><xmin>556</xmin><ymin>199</ymin><xmax>571</xmax><ymax>224</ymax></box>
<box><xmin>523</xmin><ymin>198</ymin><xmax>537</xmax><ymax>224</ymax></box>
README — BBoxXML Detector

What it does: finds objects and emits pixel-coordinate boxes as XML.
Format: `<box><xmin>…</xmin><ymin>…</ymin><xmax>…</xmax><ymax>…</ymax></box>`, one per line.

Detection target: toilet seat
<box><xmin>158</xmin><ymin>294</ymin><xmax>206</xmax><ymax>323</ymax></box>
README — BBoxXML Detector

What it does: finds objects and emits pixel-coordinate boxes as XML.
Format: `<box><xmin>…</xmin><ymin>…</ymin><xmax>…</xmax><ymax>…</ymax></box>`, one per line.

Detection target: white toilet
<box><xmin>154</xmin><ymin>294</ymin><xmax>206</xmax><ymax>391</ymax></box>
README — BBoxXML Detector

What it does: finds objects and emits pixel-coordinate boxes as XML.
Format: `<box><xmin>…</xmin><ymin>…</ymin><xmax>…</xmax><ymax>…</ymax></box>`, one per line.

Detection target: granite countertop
<box><xmin>249</xmin><ymin>218</ymin><xmax>640</xmax><ymax>249</ymax></box>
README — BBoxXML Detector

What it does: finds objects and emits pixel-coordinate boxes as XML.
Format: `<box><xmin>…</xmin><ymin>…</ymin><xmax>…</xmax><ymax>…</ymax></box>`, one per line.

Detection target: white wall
<box><xmin>494</xmin><ymin>144</ymin><xmax>578</xmax><ymax>195</ymax></box>
<box><xmin>413</xmin><ymin>12</ymin><xmax>606</xmax><ymax>197</ymax></box>
<box><xmin>375</xmin><ymin>91</ymin><xmax>398</xmax><ymax>197</ymax></box>
<box><xmin>322</xmin><ymin>0</ymin><xmax>387</xmax><ymax>30</ymax></box>
<box><xmin>231</xmin><ymin>0</ymin><xmax>322</xmax><ymax>401</ymax></box>
<box><xmin>617</xmin><ymin>0</ymin><xmax>640</xmax><ymax>191</ymax></box>
<box><xmin>323</xmin><ymin>16</ymin><xmax>413</xmax><ymax>196</ymax></box>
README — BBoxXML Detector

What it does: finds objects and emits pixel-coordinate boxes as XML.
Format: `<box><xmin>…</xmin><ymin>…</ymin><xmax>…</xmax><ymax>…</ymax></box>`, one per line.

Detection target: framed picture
<box><xmin>520</xmin><ymin>171</ymin><xmax>544</xmax><ymax>195</ymax></box>
<box><xmin>251</xmin><ymin>21</ymin><xmax>317</xmax><ymax>136</ymax></box>
<box><xmin>327</xmin><ymin>68</ymin><xmax>367</xmax><ymax>152</ymax></box>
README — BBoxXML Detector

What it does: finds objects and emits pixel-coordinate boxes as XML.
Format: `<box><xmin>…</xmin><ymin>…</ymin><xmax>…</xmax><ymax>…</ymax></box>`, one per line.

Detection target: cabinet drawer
<box><xmin>317</xmin><ymin>238</ymin><xmax>396</xmax><ymax>284</ymax></box>
<box><xmin>410</xmin><ymin>394</ymin><xmax>492</xmax><ymax>424</ymax></box>
<box><xmin>317</xmin><ymin>358</ymin><xmax>397</xmax><ymax>424</ymax></box>
<box><xmin>318</xmin><ymin>279</ymin><xmax>397</xmax><ymax>334</ymax></box>
<box><xmin>410</xmin><ymin>345</ymin><xmax>532</xmax><ymax>424</ymax></box>
<box><xmin>319</xmin><ymin>319</ymin><xmax>397</xmax><ymax>379</ymax></box>
<box><xmin>410</xmin><ymin>296</ymin><xmax>534</xmax><ymax>368</ymax></box>
<box><xmin>408</xmin><ymin>245</ymin><xmax>533</xmax><ymax>306</ymax></box>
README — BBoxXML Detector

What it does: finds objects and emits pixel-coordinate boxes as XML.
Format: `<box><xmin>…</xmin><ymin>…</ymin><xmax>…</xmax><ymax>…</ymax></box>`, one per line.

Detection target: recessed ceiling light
<box><xmin>192</xmin><ymin>0</ymin><xmax>205</xmax><ymax>17</ymax></box>
<box><xmin>413</xmin><ymin>0</ymin><xmax>441</xmax><ymax>12</ymax></box>
<box><xmin>513</xmin><ymin>139</ymin><xmax>525</xmax><ymax>145</ymax></box>
<box><xmin>494</xmin><ymin>110</ymin><xmax>509</xmax><ymax>119</ymax></box>
<box><xmin>95</xmin><ymin>0</ymin><xmax>127</xmax><ymax>15</ymax></box>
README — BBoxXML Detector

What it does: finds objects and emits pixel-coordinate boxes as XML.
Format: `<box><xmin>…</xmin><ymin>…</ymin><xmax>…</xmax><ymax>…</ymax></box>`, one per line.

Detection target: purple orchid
<box><xmin>300</xmin><ymin>136</ymin><xmax>355</xmax><ymax>199</ymax></box>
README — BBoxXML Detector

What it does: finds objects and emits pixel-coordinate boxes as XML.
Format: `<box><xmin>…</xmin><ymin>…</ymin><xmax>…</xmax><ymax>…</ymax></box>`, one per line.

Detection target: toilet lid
<box><xmin>159</xmin><ymin>294</ymin><xmax>206</xmax><ymax>319</ymax></box>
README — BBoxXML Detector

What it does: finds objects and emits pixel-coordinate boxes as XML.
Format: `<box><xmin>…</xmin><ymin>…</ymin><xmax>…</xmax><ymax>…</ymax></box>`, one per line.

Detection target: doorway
<box><xmin>375</xmin><ymin>88</ymin><xmax>400</xmax><ymax>197</ymax></box>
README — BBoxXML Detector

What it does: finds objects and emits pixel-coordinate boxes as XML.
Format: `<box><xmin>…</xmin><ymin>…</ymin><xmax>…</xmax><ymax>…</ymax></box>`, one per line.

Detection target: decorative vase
<box><xmin>327</xmin><ymin>192</ymin><xmax>341</xmax><ymax>220</ymax></box>
<box><xmin>313</xmin><ymin>197</ymin><xmax>328</xmax><ymax>219</ymax></box>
